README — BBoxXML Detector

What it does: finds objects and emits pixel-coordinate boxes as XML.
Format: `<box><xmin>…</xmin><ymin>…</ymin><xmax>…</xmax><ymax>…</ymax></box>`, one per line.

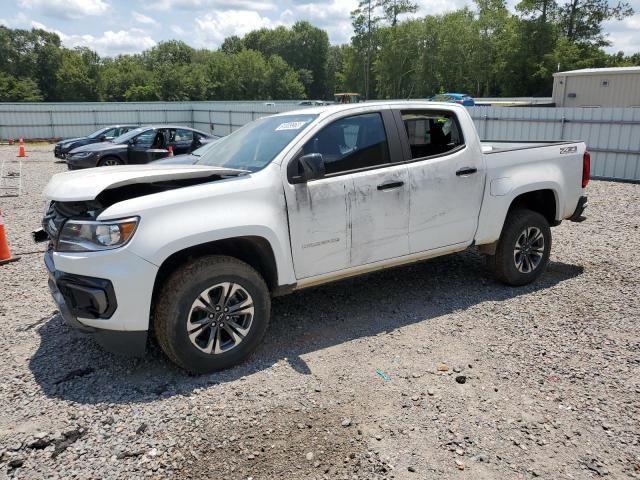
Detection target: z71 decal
<box><xmin>560</xmin><ymin>146</ymin><xmax>578</xmax><ymax>154</ymax></box>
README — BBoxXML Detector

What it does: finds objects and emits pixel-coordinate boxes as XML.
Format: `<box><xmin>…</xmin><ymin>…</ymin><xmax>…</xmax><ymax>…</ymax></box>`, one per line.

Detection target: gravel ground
<box><xmin>0</xmin><ymin>144</ymin><xmax>639</xmax><ymax>480</ymax></box>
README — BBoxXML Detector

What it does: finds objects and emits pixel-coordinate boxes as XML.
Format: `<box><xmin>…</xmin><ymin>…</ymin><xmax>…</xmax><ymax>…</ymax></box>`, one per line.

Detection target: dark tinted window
<box><xmin>135</xmin><ymin>130</ymin><xmax>158</xmax><ymax>148</ymax></box>
<box><xmin>401</xmin><ymin>110</ymin><xmax>464</xmax><ymax>159</ymax></box>
<box><xmin>303</xmin><ymin>112</ymin><xmax>390</xmax><ymax>175</ymax></box>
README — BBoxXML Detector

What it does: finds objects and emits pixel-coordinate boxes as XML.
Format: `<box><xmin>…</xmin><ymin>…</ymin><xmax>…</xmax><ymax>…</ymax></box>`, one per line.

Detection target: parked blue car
<box><xmin>430</xmin><ymin>93</ymin><xmax>475</xmax><ymax>106</ymax></box>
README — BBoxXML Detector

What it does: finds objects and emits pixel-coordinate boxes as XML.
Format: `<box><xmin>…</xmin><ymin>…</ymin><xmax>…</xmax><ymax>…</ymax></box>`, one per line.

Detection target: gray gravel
<box><xmin>0</xmin><ymin>144</ymin><xmax>639</xmax><ymax>479</ymax></box>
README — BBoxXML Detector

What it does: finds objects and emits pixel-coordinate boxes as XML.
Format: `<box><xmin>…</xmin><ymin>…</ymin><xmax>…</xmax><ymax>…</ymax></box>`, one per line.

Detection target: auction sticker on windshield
<box><xmin>275</xmin><ymin>121</ymin><xmax>308</xmax><ymax>131</ymax></box>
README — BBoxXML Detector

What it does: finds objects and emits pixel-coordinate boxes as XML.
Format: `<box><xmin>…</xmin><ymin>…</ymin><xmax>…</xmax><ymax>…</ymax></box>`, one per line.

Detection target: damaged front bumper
<box><xmin>44</xmin><ymin>250</ymin><xmax>151</xmax><ymax>357</ymax></box>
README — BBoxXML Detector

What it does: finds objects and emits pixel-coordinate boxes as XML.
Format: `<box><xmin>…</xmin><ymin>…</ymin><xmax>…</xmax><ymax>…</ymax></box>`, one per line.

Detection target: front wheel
<box><xmin>154</xmin><ymin>256</ymin><xmax>271</xmax><ymax>374</ymax></box>
<box><xmin>487</xmin><ymin>209</ymin><xmax>552</xmax><ymax>286</ymax></box>
<box><xmin>98</xmin><ymin>157</ymin><xmax>123</xmax><ymax>167</ymax></box>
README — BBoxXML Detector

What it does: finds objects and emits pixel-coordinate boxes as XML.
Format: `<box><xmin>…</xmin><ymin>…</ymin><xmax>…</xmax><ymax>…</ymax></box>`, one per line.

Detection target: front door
<box><xmin>128</xmin><ymin>129</ymin><xmax>161</xmax><ymax>164</ymax></box>
<box><xmin>284</xmin><ymin>110</ymin><xmax>410</xmax><ymax>279</ymax></box>
<box><xmin>396</xmin><ymin>108</ymin><xmax>485</xmax><ymax>252</ymax></box>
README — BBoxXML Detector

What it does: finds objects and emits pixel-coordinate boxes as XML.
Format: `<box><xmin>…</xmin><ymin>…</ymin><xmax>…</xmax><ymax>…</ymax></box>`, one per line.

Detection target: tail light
<box><xmin>582</xmin><ymin>151</ymin><xmax>591</xmax><ymax>188</ymax></box>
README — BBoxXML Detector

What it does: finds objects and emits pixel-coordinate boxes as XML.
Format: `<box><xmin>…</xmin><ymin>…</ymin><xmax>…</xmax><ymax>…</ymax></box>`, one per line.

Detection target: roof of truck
<box><xmin>280</xmin><ymin>100</ymin><xmax>461</xmax><ymax>117</ymax></box>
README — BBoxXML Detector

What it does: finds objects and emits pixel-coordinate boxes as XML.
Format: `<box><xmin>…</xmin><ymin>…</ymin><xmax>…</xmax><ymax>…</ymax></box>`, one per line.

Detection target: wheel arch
<box><xmin>97</xmin><ymin>154</ymin><xmax>125</xmax><ymax>167</ymax></box>
<box><xmin>150</xmin><ymin>236</ymin><xmax>280</xmax><ymax>321</ymax></box>
<box><xmin>507</xmin><ymin>188</ymin><xmax>558</xmax><ymax>225</ymax></box>
<box><xmin>477</xmin><ymin>187</ymin><xmax>559</xmax><ymax>254</ymax></box>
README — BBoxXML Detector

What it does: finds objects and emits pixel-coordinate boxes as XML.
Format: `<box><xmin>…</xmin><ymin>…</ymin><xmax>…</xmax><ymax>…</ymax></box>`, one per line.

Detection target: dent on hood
<box><xmin>54</xmin><ymin>174</ymin><xmax>239</xmax><ymax>220</ymax></box>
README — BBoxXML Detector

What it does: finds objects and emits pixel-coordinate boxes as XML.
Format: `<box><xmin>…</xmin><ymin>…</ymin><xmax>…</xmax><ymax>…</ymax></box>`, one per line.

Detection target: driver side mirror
<box><xmin>128</xmin><ymin>138</ymin><xmax>137</xmax><ymax>146</ymax></box>
<box><xmin>290</xmin><ymin>153</ymin><xmax>325</xmax><ymax>184</ymax></box>
<box><xmin>99</xmin><ymin>135</ymin><xmax>107</xmax><ymax>141</ymax></box>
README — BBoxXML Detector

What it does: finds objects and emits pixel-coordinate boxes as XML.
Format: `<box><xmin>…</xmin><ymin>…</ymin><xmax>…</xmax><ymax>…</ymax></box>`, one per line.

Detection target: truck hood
<box><xmin>44</xmin><ymin>164</ymin><xmax>248</xmax><ymax>202</ymax></box>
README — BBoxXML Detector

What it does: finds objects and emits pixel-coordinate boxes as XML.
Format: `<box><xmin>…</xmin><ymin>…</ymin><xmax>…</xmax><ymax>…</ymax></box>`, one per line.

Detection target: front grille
<box><xmin>42</xmin><ymin>202</ymin><xmax>67</xmax><ymax>246</ymax></box>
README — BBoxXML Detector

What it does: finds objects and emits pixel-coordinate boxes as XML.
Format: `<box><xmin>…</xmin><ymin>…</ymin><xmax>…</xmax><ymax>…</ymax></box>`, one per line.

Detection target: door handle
<box><xmin>377</xmin><ymin>181</ymin><xmax>404</xmax><ymax>191</ymax></box>
<box><xmin>456</xmin><ymin>167</ymin><xmax>477</xmax><ymax>176</ymax></box>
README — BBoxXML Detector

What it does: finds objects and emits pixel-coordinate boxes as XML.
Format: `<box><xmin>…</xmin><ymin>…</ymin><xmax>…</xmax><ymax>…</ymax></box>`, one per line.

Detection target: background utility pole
<box><xmin>365</xmin><ymin>0</ymin><xmax>371</xmax><ymax>100</ymax></box>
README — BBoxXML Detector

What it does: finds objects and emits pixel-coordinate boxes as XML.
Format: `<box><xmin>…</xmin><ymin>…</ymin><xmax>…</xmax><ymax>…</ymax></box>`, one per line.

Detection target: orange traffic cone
<box><xmin>0</xmin><ymin>209</ymin><xmax>20</xmax><ymax>265</ymax></box>
<box><xmin>167</xmin><ymin>145</ymin><xmax>174</xmax><ymax>157</ymax></box>
<box><xmin>17</xmin><ymin>138</ymin><xmax>26</xmax><ymax>158</ymax></box>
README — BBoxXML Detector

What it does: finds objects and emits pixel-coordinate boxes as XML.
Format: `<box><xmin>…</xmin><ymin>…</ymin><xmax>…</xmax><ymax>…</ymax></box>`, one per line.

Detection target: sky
<box><xmin>1</xmin><ymin>0</ymin><xmax>639</xmax><ymax>57</ymax></box>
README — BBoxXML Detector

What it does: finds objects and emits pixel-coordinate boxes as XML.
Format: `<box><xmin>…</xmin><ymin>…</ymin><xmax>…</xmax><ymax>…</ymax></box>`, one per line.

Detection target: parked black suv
<box><xmin>66</xmin><ymin>126</ymin><xmax>219</xmax><ymax>169</ymax></box>
<box><xmin>54</xmin><ymin>125</ymin><xmax>138</xmax><ymax>159</ymax></box>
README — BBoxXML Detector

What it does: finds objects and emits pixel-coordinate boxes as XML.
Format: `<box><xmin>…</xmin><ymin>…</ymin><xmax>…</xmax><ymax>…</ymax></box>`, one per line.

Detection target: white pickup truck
<box><xmin>39</xmin><ymin>102</ymin><xmax>589</xmax><ymax>373</ymax></box>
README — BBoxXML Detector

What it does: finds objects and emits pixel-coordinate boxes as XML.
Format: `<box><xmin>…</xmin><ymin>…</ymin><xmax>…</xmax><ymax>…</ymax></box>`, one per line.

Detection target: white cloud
<box><xmin>30</xmin><ymin>21</ymin><xmax>156</xmax><ymax>55</ymax></box>
<box><xmin>154</xmin><ymin>0</ymin><xmax>276</xmax><ymax>12</ymax></box>
<box><xmin>171</xmin><ymin>25</ymin><xmax>186</xmax><ymax>36</ymax></box>
<box><xmin>194</xmin><ymin>10</ymin><xmax>283</xmax><ymax>48</ymax></box>
<box><xmin>292</xmin><ymin>0</ymin><xmax>357</xmax><ymax>44</ymax></box>
<box><xmin>18</xmin><ymin>0</ymin><xmax>109</xmax><ymax>19</ymax></box>
<box><xmin>132</xmin><ymin>12</ymin><xmax>157</xmax><ymax>25</ymax></box>
<box><xmin>603</xmin><ymin>15</ymin><xmax>640</xmax><ymax>54</ymax></box>
<box><xmin>63</xmin><ymin>29</ymin><xmax>157</xmax><ymax>55</ymax></box>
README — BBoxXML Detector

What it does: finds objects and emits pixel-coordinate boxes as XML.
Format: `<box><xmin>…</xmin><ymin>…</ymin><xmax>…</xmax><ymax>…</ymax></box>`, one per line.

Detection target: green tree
<box><xmin>220</xmin><ymin>35</ymin><xmax>244</xmax><ymax>54</ymax></box>
<box><xmin>240</xmin><ymin>22</ymin><xmax>329</xmax><ymax>99</ymax></box>
<box><xmin>54</xmin><ymin>48</ymin><xmax>100</xmax><ymax>101</ymax></box>
<box><xmin>558</xmin><ymin>0</ymin><xmax>633</xmax><ymax>45</ymax></box>
<box><xmin>374</xmin><ymin>20</ymin><xmax>423</xmax><ymax>98</ymax></box>
<box><xmin>0</xmin><ymin>72</ymin><xmax>43</xmax><ymax>101</ymax></box>
<box><xmin>267</xmin><ymin>55</ymin><xmax>306</xmax><ymax>99</ymax></box>
<box><xmin>100</xmin><ymin>55</ymin><xmax>155</xmax><ymax>101</ymax></box>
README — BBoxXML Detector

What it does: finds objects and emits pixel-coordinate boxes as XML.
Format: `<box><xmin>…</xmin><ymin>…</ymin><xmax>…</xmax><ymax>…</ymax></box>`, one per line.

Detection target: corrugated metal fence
<box><xmin>467</xmin><ymin>106</ymin><xmax>640</xmax><ymax>181</ymax></box>
<box><xmin>0</xmin><ymin>101</ymin><xmax>302</xmax><ymax>139</ymax></box>
<box><xmin>1</xmin><ymin>101</ymin><xmax>639</xmax><ymax>181</ymax></box>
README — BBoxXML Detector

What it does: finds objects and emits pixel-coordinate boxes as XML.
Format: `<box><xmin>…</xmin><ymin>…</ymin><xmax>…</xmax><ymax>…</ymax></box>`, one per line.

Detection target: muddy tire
<box><xmin>154</xmin><ymin>255</ymin><xmax>270</xmax><ymax>374</ymax></box>
<box><xmin>488</xmin><ymin>209</ymin><xmax>552</xmax><ymax>286</ymax></box>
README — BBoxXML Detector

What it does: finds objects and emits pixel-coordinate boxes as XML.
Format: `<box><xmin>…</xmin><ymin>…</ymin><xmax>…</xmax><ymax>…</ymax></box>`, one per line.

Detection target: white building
<box><xmin>552</xmin><ymin>67</ymin><xmax>640</xmax><ymax>108</ymax></box>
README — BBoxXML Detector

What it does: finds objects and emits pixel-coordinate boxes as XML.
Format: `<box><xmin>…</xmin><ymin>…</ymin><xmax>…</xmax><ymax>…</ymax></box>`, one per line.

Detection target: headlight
<box><xmin>57</xmin><ymin>217</ymin><xmax>139</xmax><ymax>252</ymax></box>
<box><xmin>70</xmin><ymin>151</ymin><xmax>92</xmax><ymax>158</ymax></box>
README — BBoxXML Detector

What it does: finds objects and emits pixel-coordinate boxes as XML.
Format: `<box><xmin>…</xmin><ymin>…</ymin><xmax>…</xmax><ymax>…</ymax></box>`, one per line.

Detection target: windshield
<box><xmin>87</xmin><ymin>127</ymin><xmax>111</xmax><ymax>139</ymax></box>
<box><xmin>112</xmin><ymin>127</ymin><xmax>147</xmax><ymax>144</ymax></box>
<box><xmin>191</xmin><ymin>141</ymin><xmax>217</xmax><ymax>156</ymax></box>
<box><xmin>196</xmin><ymin>114</ymin><xmax>317</xmax><ymax>171</ymax></box>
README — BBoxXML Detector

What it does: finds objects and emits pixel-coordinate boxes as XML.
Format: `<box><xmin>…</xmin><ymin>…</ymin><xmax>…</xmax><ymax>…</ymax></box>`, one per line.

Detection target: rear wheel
<box><xmin>154</xmin><ymin>255</ymin><xmax>270</xmax><ymax>374</ymax></box>
<box><xmin>98</xmin><ymin>157</ymin><xmax>123</xmax><ymax>167</ymax></box>
<box><xmin>488</xmin><ymin>209</ymin><xmax>551</xmax><ymax>286</ymax></box>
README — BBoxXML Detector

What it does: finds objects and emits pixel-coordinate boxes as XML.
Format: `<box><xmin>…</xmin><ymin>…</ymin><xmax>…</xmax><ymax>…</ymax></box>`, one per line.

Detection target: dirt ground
<box><xmin>0</xmin><ymin>144</ymin><xmax>638</xmax><ymax>479</ymax></box>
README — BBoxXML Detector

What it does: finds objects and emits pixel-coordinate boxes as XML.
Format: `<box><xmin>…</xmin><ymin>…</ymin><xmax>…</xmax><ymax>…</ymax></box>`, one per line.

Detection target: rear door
<box><xmin>395</xmin><ymin>108</ymin><xmax>484</xmax><ymax>252</ymax></box>
<box><xmin>172</xmin><ymin>129</ymin><xmax>195</xmax><ymax>154</ymax></box>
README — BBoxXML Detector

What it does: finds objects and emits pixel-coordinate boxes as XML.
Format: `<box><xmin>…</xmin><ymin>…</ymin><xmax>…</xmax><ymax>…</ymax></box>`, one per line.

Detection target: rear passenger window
<box><xmin>303</xmin><ymin>112</ymin><xmax>390</xmax><ymax>175</ymax></box>
<box><xmin>175</xmin><ymin>129</ymin><xmax>194</xmax><ymax>142</ymax></box>
<box><xmin>401</xmin><ymin>110</ymin><xmax>464</xmax><ymax>159</ymax></box>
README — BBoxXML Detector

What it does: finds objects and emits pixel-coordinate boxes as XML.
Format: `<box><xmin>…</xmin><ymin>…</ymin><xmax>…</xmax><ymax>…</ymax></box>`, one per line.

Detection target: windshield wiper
<box><xmin>220</xmin><ymin>168</ymin><xmax>251</xmax><ymax>177</ymax></box>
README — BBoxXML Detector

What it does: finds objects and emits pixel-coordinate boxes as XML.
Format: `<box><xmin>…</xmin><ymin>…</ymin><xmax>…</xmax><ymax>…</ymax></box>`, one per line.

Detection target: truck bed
<box><xmin>481</xmin><ymin>140</ymin><xmax>578</xmax><ymax>154</ymax></box>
